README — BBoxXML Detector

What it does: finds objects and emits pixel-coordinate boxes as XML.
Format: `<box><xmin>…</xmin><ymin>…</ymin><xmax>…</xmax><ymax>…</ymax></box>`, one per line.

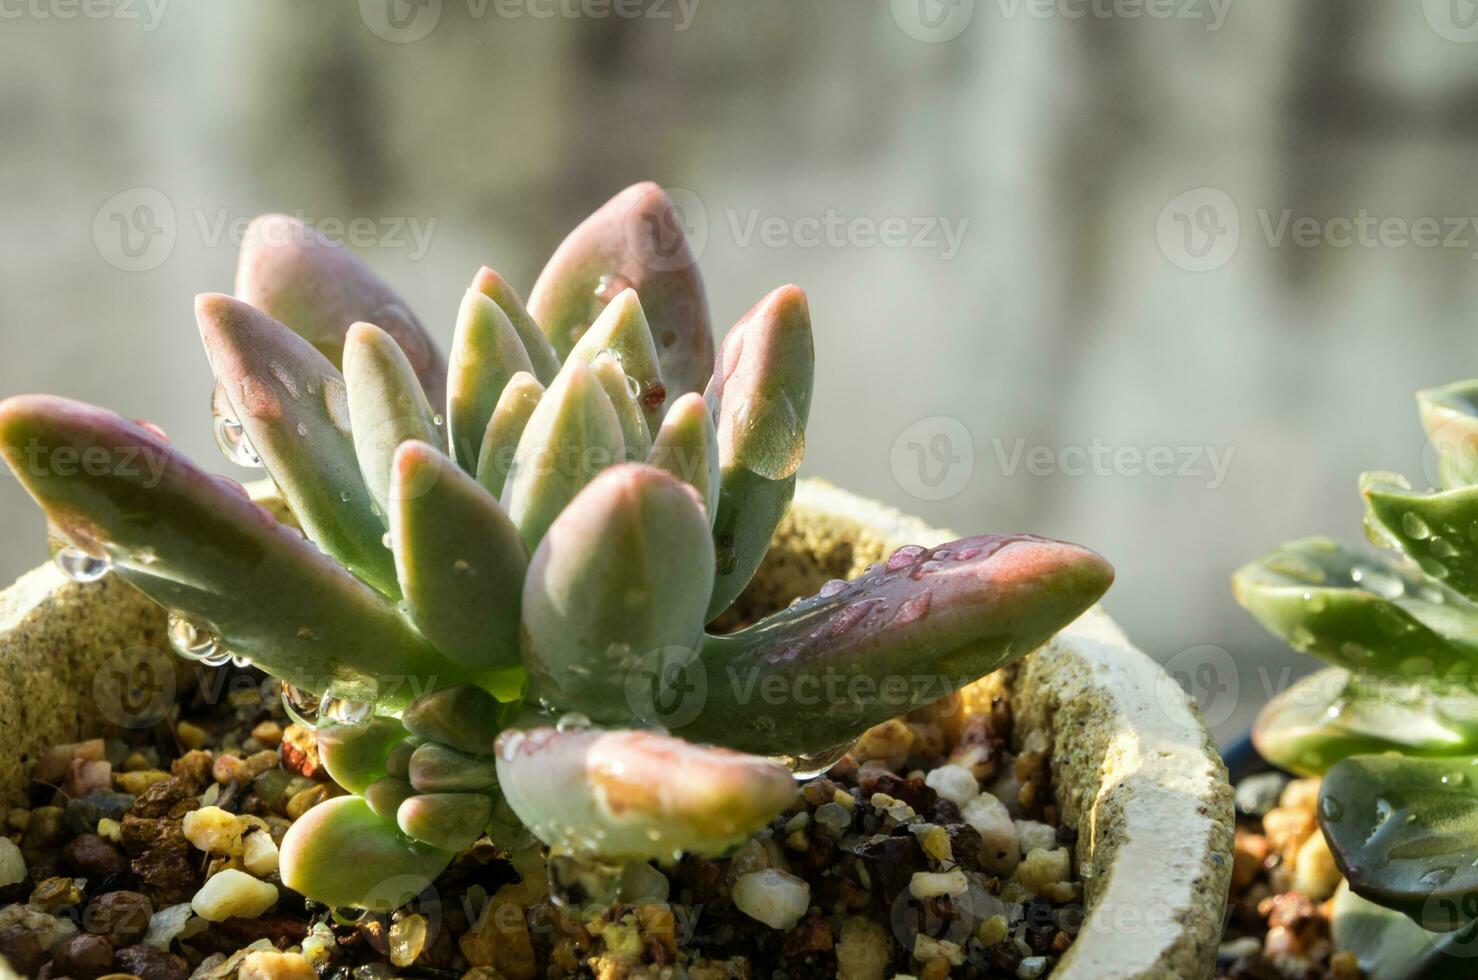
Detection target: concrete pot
<box><xmin>0</xmin><ymin>478</ymin><xmax>1233</xmax><ymax>978</ymax></box>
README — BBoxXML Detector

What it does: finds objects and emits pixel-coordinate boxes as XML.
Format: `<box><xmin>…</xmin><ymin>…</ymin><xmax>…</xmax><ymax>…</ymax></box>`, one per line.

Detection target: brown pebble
<box><xmin>858</xmin><ymin>769</ymin><xmax>938</xmax><ymax>815</ymax></box>
<box><xmin>175</xmin><ymin>721</ymin><xmax>208</xmax><ymax>750</ymax></box>
<box><xmin>115</xmin><ymin>942</ymin><xmax>190</xmax><ymax>980</ymax></box>
<box><xmin>170</xmin><ymin>750</ymin><xmax>214</xmax><ymax>791</ymax></box>
<box><xmin>64</xmin><ymin>833</ymin><xmax>128</xmax><ymax>880</ymax></box>
<box><xmin>285</xmin><ymin>784</ymin><xmax>331</xmax><ymax>820</ymax></box>
<box><xmin>53</xmin><ymin>933</ymin><xmax>115</xmax><ymax>979</ymax></box>
<box><xmin>115</xmin><ymin>770</ymin><xmax>172</xmax><ymax>796</ymax></box>
<box><xmin>84</xmin><ymin>890</ymin><xmax>153</xmax><ymax>946</ymax></box>
<box><xmin>780</xmin><ymin>913</ymin><xmax>834</xmax><ymax>957</ymax></box>
<box><xmin>0</xmin><ymin>923</ymin><xmax>49</xmax><ymax>975</ymax></box>
<box><xmin>278</xmin><ymin>725</ymin><xmax>322</xmax><ymax>780</ymax></box>
<box><xmin>251</xmin><ymin>721</ymin><xmax>284</xmax><ymax>746</ymax></box>
<box><xmin>120</xmin><ymin>816</ymin><xmax>198</xmax><ymax>906</ymax></box>
<box><xmin>31</xmin><ymin>876</ymin><xmax>84</xmax><ymax>911</ymax></box>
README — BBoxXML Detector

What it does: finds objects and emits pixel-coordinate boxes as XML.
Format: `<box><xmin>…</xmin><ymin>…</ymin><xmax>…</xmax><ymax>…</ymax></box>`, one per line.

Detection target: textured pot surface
<box><xmin>0</xmin><ymin>477</ymin><xmax>1232</xmax><ymax>978</ymax></box>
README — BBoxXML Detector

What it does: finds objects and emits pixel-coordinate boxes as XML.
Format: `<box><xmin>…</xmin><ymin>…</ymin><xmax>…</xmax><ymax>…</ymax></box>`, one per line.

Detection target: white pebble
<box><xmin>731</xmin><ymin>869</ymin><xmax>811</xmax><ymax>931</ymax></box>
<box><xmin>908</xmin><ymin>869</ymin><xmax>968</xmax><ymax>899</ymax></box>
<box><xmin>1017</xmin><ymin>955</ymin><xmax>1048</xmax><ymax>978</ymax></box>
<box><xmin>962</xmin><ymin>792</ymin><xmax>1020</xmax><ymax>875</ymax></box>
<box><xmin>1014</xmin><ymin>847</ymin><xmax>1072</xmax><ymax>896</ymax></box>
<box><xmin>0</xmin><ymin>837</ymin><xmax>25</xmax><ymax>889</ymax></box>
<box><xmin>142</xmin><ymin>903</ymin><xmax>195</xmax><ymax>949</ymax></box>
<box><xmin>1014</xmin><ymin>820</ymin><xmax>1058</xmax><ymax>855</ymax></box>
<box><xmin>191</xmin><ymin>869</ymin><xmax>279</xmax><ymax>922</ymax></box>
<box><xmin>924</xmin><ymin>764</ymin><xmax>979</xmax><ymax>806</ymax></box>
<box><xmin>242</xmin><ymin>829</ymin><xmax>279</xmax><ymax>877</ymax></box>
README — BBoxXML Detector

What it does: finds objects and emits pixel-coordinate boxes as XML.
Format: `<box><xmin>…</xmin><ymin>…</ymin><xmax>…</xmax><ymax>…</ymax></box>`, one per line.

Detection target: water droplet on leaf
<box><xmin>167</xmin><ymin>614</ymin><xmax>219</xmax><ymax>662</ymax></box>
<box><xmin>53</xmin><ymin>547</ymin><xmax>110</xmax><ymax>583</ymax></box>
<box><xmin>213</xmin><ymin>417</ymin><xmax>262</xmax><ymax>468</ymax></box>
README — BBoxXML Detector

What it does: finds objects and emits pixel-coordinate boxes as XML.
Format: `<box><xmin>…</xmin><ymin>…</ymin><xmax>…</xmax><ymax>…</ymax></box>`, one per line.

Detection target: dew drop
<box><xmin>319</xmin><ymin>695</ymin><xmax>373</xmax><ymax>726</ymax></box>
<box><xmin>433</xmin><ymin>413</ymin><xmax>445</xmax><ymax>428</ymax></box>
<box><xmin>1432</xmin><ymin>537</ymin><xmax>1459</xmax><ymax>559</ymax></box>
<box><xmin>53</xmin><ymin>547</ymin><xmax>111</xmax><ymax>583</ymax></box>
<box><xmin>1403</xmin><ymin>512</ymin><xmax>1432</xmax><ymax>540</ymax></box>
<box><xmin>213</xmin><ymin>416</ymin><xmax>263</xmax><ymax>468</ymax></box>
<box><xmin>556</xmin><ymin>712</ymin><xmax>592</xmax><ymax>733</ymax></box>
<box><xmin>891</xmin><ymin>591</ymin><xmax>933</xmax><ymax>627</ymax></box>
<box><xmin>295</xmin><ymin>422</ymin><xmax>309</xmax><ymax>438</ymax></box>
<box><xmin>625</xmin><ymin>374</ymin><xmax>641</xmax><ymax>400</ymax></box>
<box><xmin>282</xmin><ymin>684</ymin><xmax>322</xmax><ymax>729</ymax></box>
<box><xmin>595</xmin><ymin>273</ymin><xmax>633</xmax><ymax>303</ymax></box>
<box><xmin>1420</xmin><ymin>866</ymin><xmax>1456</xmax><ymax>888</ymax></box>
<box><xmin>453</xmin><ymin>558</ymin><xmax>472</xmax><ymax>574</ymax></box>
<box><xmin>382</xmin><ymin>532</ymin><xmax>394</xmax><ymax>549</ymax></box>
<box><xmin>339</xmin><ymin>490</ymin><xmax>352</xmax><ymax>503</ymax></box>
<box><xmin>1351</xmin><ymin>565</ymin><xmax>1404</xmax><ymax>600</ymax></box>
<box><xmin>1290</xmin><ymin>626</ymin><xmax>1316</xmax><ymax>652</ymax></box>
<box><xmin>778</xmin><ymin>741</ymin><xmax>852</xmax><ymax>779</ymax></box>
<box><xmin>886</xmin><ymin>545</ymin><xmax>927</xmax><ymax>572</ymax></box>
<box><xmin>1320</xmin><ymin>795</ymin><xmax>1344</xmax><ymax>821</ymax></box>
<box><xmin>818</xmin><ymin>578</ymin><xmax>849</xmax><ymax>598</ymax></box>
<box><xmin>1302</xmin><ymin>592</ymin><xmax>1327</xmax><ymax>613</ymax></box>
<box><xmin>167</xmin><ymin>614</ymin><xmax>219</xmax><ymax>662</ymax></box>
<box><xmin>1443</xmin><ymin>771</ymin><xmax>1468</xmax><ymax>788</ymax></box>
<box><xmin>322</xmin><ymin>378</ymin><xmax>352</xmax><ymax>434</ymax></box>
<box><xmin>954</xmin><ymin>547</ymin><xmax>982</xmax><ymax>561</ymax></box>
<box><xmin>268</xmin><ymin>360</ymin><xmax>301</xmax><ymax>400</ymax></box>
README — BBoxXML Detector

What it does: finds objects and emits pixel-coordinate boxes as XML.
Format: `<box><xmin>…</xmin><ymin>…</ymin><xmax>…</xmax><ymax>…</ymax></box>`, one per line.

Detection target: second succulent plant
<box><xmin>0</xmin><ymin>183</ymin><xmax>1113</xmax><ymax>909</ymax></box>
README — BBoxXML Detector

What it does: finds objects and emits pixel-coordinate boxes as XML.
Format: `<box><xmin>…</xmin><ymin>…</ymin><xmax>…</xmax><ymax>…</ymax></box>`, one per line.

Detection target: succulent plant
<box><xmin>0</xmin><ymin>183</ymin><xmax>1113</xmax><ymax>910</ymax></box>
<box><xmin>1234</xmin><ymin>379</ymin><xmax>1478</xmax><ymax>933</ymax></box>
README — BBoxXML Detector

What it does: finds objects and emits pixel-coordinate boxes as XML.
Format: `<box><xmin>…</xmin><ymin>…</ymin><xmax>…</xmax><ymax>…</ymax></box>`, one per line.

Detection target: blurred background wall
<box><xmin>3</xmin><ymin>0</ymin><xmax>1477</xmax><ymax>742</ymax></box>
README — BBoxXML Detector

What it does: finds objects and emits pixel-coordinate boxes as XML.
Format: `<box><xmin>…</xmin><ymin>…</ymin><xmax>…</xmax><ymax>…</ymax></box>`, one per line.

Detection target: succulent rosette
<box><xmin>0</xmin><ymin>183</ymin><xmax>1113</xmax><ymax>909</ymax></box>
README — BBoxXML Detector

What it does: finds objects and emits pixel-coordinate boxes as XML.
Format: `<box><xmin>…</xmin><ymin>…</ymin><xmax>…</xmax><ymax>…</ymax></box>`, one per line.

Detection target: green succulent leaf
<box><xmin>409</xmin><ymin>741</ymin><xmax>499</xmax><ymax>793</ymax></box>
<box><xmin>1331</xmin><ymin>881</ymin><xmax>1478</xmax><ymax>980</ymax></box>
<box><xmin>0</xmin><ymin>396</ymin><xmax>461</xmax><ymax>708</ymax></box>
<box><xmin>345</xmin><ymin>321</ymin><xmax>443</xmax><ymax>524</ymax></box>
<box><xmin>279</xmin><ymin>796</ymin><xmax>453</xmax><ymax>910</ymax></box>
<box><xmin>528</xmin><ymin>182</ymin><xmax>713</xmax><ymax>404</ymax></box>
<box><xmin>471</xmin><ymin>266</ymin><xmax>560</xmax><ymax>386</ymax></box>
<box><xmin>563</xmin><ymin>289</ymin><xmax>666</xmax><ymax>436</ymax></box>
<box><xmin>365</xmin><ymin>777</ymin><xmax>417</xmax><ymax>822</ymax></box>
<box><xmin>1419</xmin><ymin>380</ymin><xmax>1478</xmax><ymax>491</ymax></box>
<box><xmin>685</xmin><ymin>535</ymin><xmax>1114</xmax><ymax>755</ymax></box>
<box><xmin>1320</xmin><ymin>753</ymin><xmax>1478</xmax><ymax>931</ymax></box>
<box><xmin>1363</xmin><ymin>472</ymin><xmax>1478</xmax><ymax>602</ymax></box>
<box><xmin>1232</xmin><ymin>537</ymin><xmax>1478</xmax><ymax>688</ymax></box>
<box><xmin>235</xmin><ymin>213</ymin><xmax>448</xmax><ymax>406</ymax></box>
<box><xmin>590</xmin><ymin>350</ymin><xmax>652</xmax><ymax>460</ymax></box>
<box><xmin>447</xmin><ymin>289</ymin><xmax>536</xmax><ymax>472</ymax></box>
<box><xmin>397</xmin><ymin>792</ymin><xmax>494</xmax><ymax>852</ymax></box>
<box><xmin>494</xmin><ymin>727</ymin><xmax>795</xmax><ymax>861</ymax></box>
<box><xmin>401</xmin><ymin>686</ymin><xmax>507</xmax><ymax>756</ymax></box>
<box><xmin>704</xmin><ymin>285</ymin><xmax>814</xmax><ymax>621</ymax></box>
<box><xmin>196</xmin><ymin>294</ymin><xmax>397</xmax><ymax>596</ymax></box>
<box><xmin>647</xmin><ymin>392</ymin><xmax>720</xmax><ymax>524</ymax></box>
<box><xmin>315</xmin><ymin>718</ymin><xmax>411</xmax><ymax>794</ymax></box>
<box><xmin>521</xmin><ymin>464</ymin><xmax>714</xmax><ymax>721</ymax></box>
<box><xmin>474</xmin><ymin>372</ymin><xmax>544</xmax><ymax>502</ymax></box>
<box><xmin>501</xmin><ymin>361</ymin><xmax>625</xmax><ymax>550</ymax></box>
<box><xmin>390</xmin><ymin>441</ymin><xmax>527</xmax><ymax>696</ymax></box>
<box><xmin>1253</xmin><ymin>668</ymin><xmax>1478</xmax><ymax>776</ymax></box>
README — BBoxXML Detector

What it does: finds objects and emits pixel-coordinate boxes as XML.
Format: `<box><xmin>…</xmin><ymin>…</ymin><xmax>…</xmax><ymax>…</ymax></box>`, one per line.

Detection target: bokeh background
<box><xmin>4</xmin><ymin>0</ymin><xmax>1477</xmax><ymax>743</ymax></box>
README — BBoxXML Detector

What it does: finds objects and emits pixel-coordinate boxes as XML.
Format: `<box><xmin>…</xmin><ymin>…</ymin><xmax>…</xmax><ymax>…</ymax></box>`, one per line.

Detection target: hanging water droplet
<box><xmin>381</xmin><ymin>531</ymin><xmax>393</xmax><ymax>549</ymax></box>
<box><xmin>167</xmin><ymin>614</ymin><xmax>219</xmax><ymax>662</ymax></box>
<box><xmin>1403</xmin><ymin>512</ymin><xmax>1432</xmax><ymax>540</ymax></box>
<box><xmin>230</xmin><ymin>653</ymin><xmax>253</xmax><ymax>669</ymax></box>
<box><xmin>624</xmin><ymin>374</ymin><xmax>641</xmax><ymax>400</ymax></box>
<box><xmin>779</xmin><ymin>741</ymin><xmax>852</xmax><ymax>779</ymax></box>
<box><xmin>594</xmin><ymin>273</ymin><xmax>633</xmax><ymax>304</ymax></box>
<box><xmin>282</xmin><ymin>684</ymin><xmax>322</xmax><ymax>729</ymax></box>
<box><xmin>433</xmin><ymin>413</ymin><xmax>445</xmax><ymax>428</ymax></box>
<box><xmin>556</xmin><ymin>712</ymin><xmax>592</xmax><ymax>733</ymax></box>
<box><xmin>319</xmin><ymin>694</ymin><xmax>373</xmax><ymax>726</ymax></box>
<box><xmin>213</xmin><ymin>416</ymin><xmax>263</xmax><ymax>468</ymax></box>
<box><xmin>53</xmin><ymin>547</ymin><xmax>111</xmax><ymax>583</ymax></box>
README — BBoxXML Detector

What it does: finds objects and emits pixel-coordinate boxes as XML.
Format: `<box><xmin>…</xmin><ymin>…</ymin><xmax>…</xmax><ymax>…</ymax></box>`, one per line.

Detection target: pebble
<box><xmin>52</xmin><ymin>932</ymin><xmax>115</xmax><ymax>979</ymax></box>
<box><xmin>241</xmin><ymin>829</ymin><xmax>280</xmax><ymax>877</ymax></box>
<box><xmin>908</xmin><ymin>869</ymin><xmax>969</xmax><ymax>899</ymax></box>
<box><xmin>962</xmin><ymin>792</ymin><xmax>1020</xmax><ymax>875</ymax></box>
<box><xmin>813</xmin><ymin>801</ymin><xmax>853</xmax><ymax>837</ymax></box>
<box><xmin>190</xmin><ymin>869</ymin><xmax>278</xmax><ymax>922</ymax></box>
<box><xmin>182</xmin><ymin>806</ymin><xmax>246</xmax><ymax>856</ymax></box>
<box><xmin>1293</xmin><ymin>828</ymin><xmax>1341</xmax><ymax>900</ymax></box>
<box><xmin>835</xmin><ymin>917</ymin><xmax>890</xmax><ymax>980</ymax></box>
<box><xmin>251</xmin><ymin>721</ymin><xmax>284</xmax><ymax>746</ymax></box>
<box><xmin>30</xmin><ymin>876</ymin><xmax>84</xmax><ymax>910</ymax></box>
<box><xmin>731</xmin><ymin>869</ymin><xmax>811</xmax><ymax>931</ymax></box>
<box><xmin>63</xmin><ymin>791</ymin><xmax>135</xmax><ymax>839</ymax></box>
<box><xmin>84</xmin><ymin>890</ymin><xmax>153</xmax><ymax>946</ymax></box>
<box><xmin>924</xmin><ymin>764</ymin><xmax>979</xmax><ymax>806</ymax></box>
<box><xmin>175</xmin><ymin>721</ymin><xmax>208</xmax><ymax>750</ymax></box>
<box><xmin>1015</xmin><ymin>848</ymin><xmax>1072</xmax><ymax>897</ymax></box>
<box><xmin>285</xmin><ymin>783</ymin><xmax>331</xmax><ymax>820</ymax></box>
<box><xmin>388</xmin><ymin>914</ymin><xmax>428</xmax><ymax>968</ymax></box>
<box><xmin>1234</xmin><ymin>772</ymin><xmax>1289</xmax><ymax>817</ymax></box>
<box><xmin>1017</xmin><ymin>955</ymin><xmax>1048</xmax><ymax>978</ymax></box>
<box><xmin>0</xmin><ymin>837</ymin><xmax>24</xmax><ymax>888</ymax></box>
<box><xmin>141</xmin><ymin>903</ymin><xmax>194</xmax><ymax>949</ymax></box>
<box><xmin>115</xmin><ymin>942</ymin><xmax>190</xmax><ymax>980</ymax></box>
<box><xmin>115</xmin><ymin>769</ymin><xmax>173</xmax><ymax>796</ymax></box>
<box><xmin>63</xmin><ymin>833</ymin><xmax>127</xmax><ymax>879</ymax></box>
<box><xmin>237</xmin><ymin>950</ymin><xmax>317</xmax><ymax>979</ymax></box>
<box><xmin>1014</xmin><ymin>819</ymin><xmax>1058</xmax><ymax>855</ymax></box>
